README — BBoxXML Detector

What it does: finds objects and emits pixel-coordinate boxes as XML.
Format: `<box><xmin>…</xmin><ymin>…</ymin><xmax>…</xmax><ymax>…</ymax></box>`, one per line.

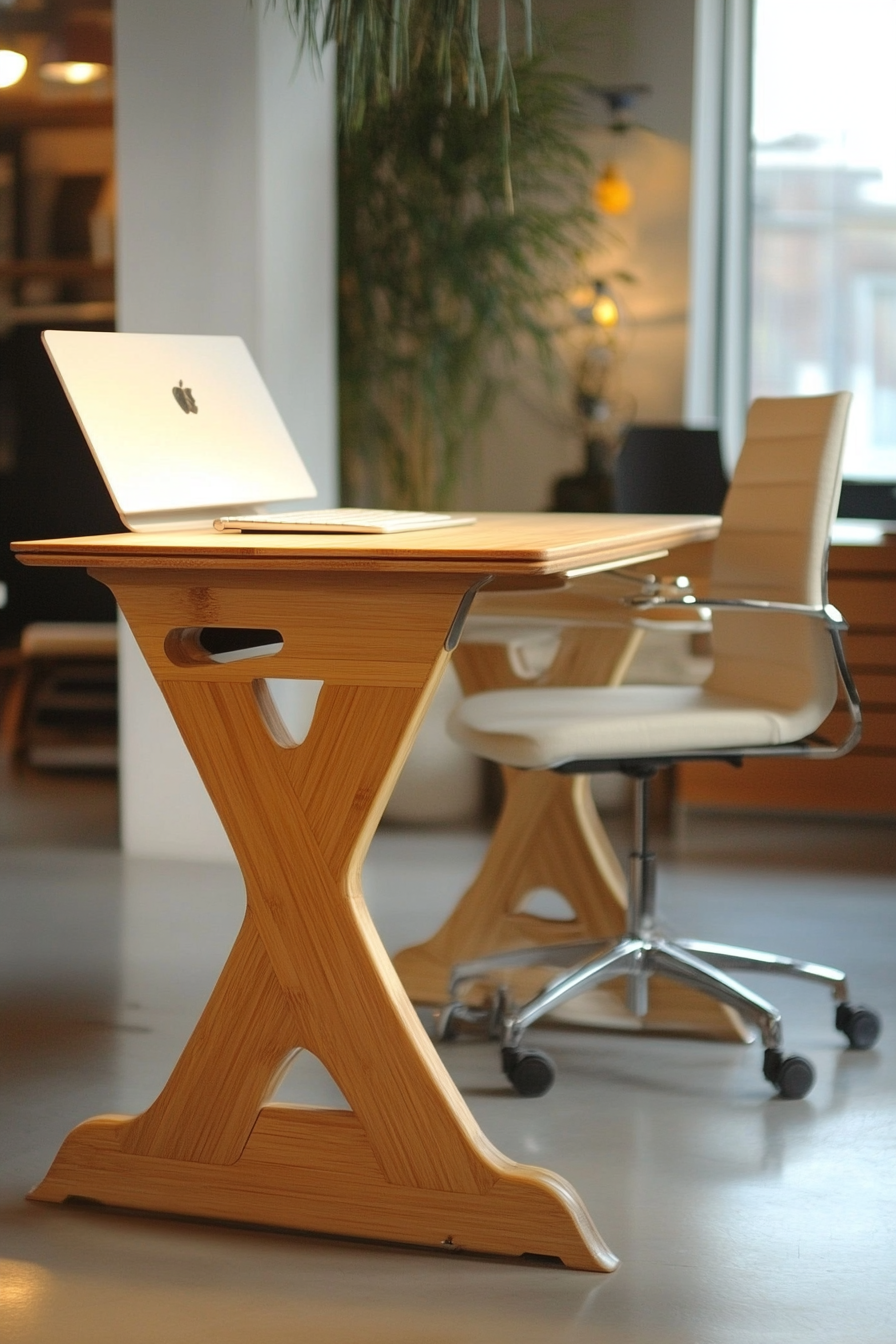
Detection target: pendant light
<box><xmin>586</xmin><ymin>84</ymin><xmax>651</xmax><ymax>218</ymax></box>
<box><xmin>40</xmin><ymin>15</ymin><xmax>111</xmax><ymax>86</ymax></box>
<box><xmin>0</xmin><ymin>47</ymin><xmax>27</xmax><ymax>88</ymax></box>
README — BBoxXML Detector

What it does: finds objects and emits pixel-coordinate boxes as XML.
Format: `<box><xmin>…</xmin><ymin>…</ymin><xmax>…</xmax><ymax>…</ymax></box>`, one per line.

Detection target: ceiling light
<box><xmin>592</xmin><ymin>291</ymin><xmax>619</xmax><ymax>328</ymax></box>
<box><xmin>593</xmin><ymin>163</ymin><xmax>633</xmax><ymax>216</ymax></box>
<box><xmin>41</xmin><ymin>60</ymin><xmax>108</xmax><ymax>85</ymax></box>
<box><xmin>585</xmin><ymin>84</ymin><xmax>651</xmax><ymax>218</ymax></box>
<box><xmin>39</xmin><ymin>18</ymin><xmax>112</xmax><ymax>86</ymax></box>
<box><xmin>0</xmin><ymin>47</ymin><xmax>27</xmax><ymax>88</ymax></box>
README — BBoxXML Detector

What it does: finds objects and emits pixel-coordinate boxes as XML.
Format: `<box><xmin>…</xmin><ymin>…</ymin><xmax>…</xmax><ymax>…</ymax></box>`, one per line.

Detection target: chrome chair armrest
<box><xmin>821</xmin><ymin>622</ymin><xmax>862</xmax><ymax>757</ymax></box>
<box><xmin>598</xmin><ymin>569</ymin><xmax>699</xmax><ymax>599</ymax></box>
<box><xmin>626</xmin><ymin>593</ymin><xmax>848</xmax><ymax>628</ymax></box>
<box><xmin>620</xmin><ymin>598</ymin><xmax>861</xmax><ymax>761</ymax></box>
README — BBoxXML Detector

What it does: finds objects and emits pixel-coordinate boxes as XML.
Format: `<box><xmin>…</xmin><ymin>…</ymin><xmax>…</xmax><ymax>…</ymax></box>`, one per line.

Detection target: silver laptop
<box><xmin>42</xmin><ymin>330</ymin><xmax>474</xmax><ymax>534</ymax></box>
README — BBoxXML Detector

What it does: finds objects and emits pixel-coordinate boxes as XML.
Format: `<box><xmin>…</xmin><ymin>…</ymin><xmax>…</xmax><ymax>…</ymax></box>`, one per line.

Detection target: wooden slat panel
<box><xmin>829</xmin><ymin>542</ymin><xmax>896</xmax><ymax>576</ymax></box>
<box><xmin>824</xmin><ymin>709</ymin><xmax>896</xmax><ymax>748</ymax></box>
<box><xmin>829</xmin><ymin>577</ymin><xmax>896</xmax><ymax>628</ymax></box>
<box><xmin>844</xmin><ymin>673</ymin><xmax>896</xmax><ymax>705</ymax></box>
<box><xmin>678</xmin><ymin>753</ymin><xmax>896</xmax><ymax>815</ymax></box>
<box><xmin>842</xmin><ymin>632</ymin><xmax>896</xmax><ymax>667</ymax></box>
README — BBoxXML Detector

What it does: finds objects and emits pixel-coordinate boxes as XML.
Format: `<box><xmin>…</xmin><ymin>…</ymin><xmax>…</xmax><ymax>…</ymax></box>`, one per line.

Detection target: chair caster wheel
<box><xmin>763</xmin><ymin>1048</ymin><xmax>815</xmax><ymax>1099</ymax></box>
<box><xmin>501</xmin><ymin>1046</ymin><xmax>556</xmax><ymax>1098</ymax></box>
<box><xmin>433</xmin><ymin>1003</ymin><xmax>462</xmax><ymax>1042</ymax></box>
<box><xmin>835</xmin><ymin>1003</ymin><xmax>881</xmax><ymax>1050</ymax></box>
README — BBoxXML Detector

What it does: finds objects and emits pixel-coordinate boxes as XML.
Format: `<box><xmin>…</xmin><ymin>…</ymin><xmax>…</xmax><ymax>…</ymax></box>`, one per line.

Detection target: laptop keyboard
<box><xmin>214</xmin><ymin>508</ymin><xmax>475</xmax><ymax>534</ymax></box>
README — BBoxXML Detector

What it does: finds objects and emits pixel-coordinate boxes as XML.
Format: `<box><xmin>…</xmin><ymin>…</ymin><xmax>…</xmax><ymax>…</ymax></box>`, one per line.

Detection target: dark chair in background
<box><xmin>614</xmin><ymin>426</ymin><xmax>728</xmax><ymax>515</ymax></box>
<box><xmin>0</xmin><ymin>321</ymin><xmax>124</xmax><ymax>649</ymax></box>
<box><xmin>837</xmin><ymin>479</ymin><xmax>896</xmax><ymax>520</ymax></box>
<box><xmin>0</xmin><ymin>323</ymin><xmax>123</xmax><ymax>770</ymax></box>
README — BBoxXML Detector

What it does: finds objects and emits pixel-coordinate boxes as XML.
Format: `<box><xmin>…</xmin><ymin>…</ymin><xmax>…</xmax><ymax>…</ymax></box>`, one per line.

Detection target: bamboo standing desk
<box><xmin>14</xmin><ymin>513</ymin><xmax>718</xmax><ymax>1273</ymax></box>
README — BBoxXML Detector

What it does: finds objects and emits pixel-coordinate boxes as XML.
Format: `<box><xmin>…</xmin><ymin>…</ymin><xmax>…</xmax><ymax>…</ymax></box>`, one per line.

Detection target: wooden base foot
<box><xmin>29</xmin><ymin>1107</ymin><xmax>616</xmax><ymax>1271</ymax></box>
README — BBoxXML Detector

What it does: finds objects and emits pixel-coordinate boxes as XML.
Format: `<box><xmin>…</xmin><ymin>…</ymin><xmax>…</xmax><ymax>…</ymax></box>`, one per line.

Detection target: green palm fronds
<box><xmin>339</xmin><ymin>45</ymin><xmax>595</xmax><ymax>509</ymax></box>
<box><xmin>273</xmin><ymin>0</ymin><xmax>533</xmax><ymax>130</ymax></box>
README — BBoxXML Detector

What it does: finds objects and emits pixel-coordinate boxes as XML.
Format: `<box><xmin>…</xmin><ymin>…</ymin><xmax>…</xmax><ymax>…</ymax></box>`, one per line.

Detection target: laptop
<box><xmin>41</xmin><ymin>330</ymin><xmax>475</xmax><ymax>535</ymax></box>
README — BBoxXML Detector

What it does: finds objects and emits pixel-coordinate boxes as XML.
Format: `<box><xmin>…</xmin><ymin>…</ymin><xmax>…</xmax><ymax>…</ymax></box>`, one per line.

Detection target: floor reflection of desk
<box><xmin>14</xmin><ymin>513</ymin><xmax>717</xmax><ymax>1273</ymax></box>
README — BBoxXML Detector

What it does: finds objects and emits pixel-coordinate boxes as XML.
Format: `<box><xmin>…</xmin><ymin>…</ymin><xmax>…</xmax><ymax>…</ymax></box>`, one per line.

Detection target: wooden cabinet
<box><xmin>678</xmin><ymin>541</ymin><xmax>896</xmax><ymax>817</ymax></box>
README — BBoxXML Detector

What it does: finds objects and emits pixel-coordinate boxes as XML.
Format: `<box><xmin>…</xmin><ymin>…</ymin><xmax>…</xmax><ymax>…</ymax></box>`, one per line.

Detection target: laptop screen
<box><xmin>42</xmin><ymin>330</ymin><xmax>317</xmax><ymax>530</ymax></box>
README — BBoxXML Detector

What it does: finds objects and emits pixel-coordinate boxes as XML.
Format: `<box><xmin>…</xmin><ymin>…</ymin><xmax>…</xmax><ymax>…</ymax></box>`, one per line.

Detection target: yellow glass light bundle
<box><xmin>592</xmin><ymin>162</ymin><xmax>632</xmax><ymax>215</ymax></box>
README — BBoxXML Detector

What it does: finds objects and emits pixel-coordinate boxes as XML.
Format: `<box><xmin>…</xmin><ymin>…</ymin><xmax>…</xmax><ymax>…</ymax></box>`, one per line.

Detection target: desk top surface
<box><xmin>13</xmin><ymin>513</ymin><xmax>720</xmax><ymax>576</ymax></box>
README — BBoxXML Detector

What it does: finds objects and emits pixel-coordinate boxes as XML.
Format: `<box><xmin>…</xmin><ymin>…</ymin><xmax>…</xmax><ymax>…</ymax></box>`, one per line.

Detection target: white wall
<box><xmin>115</xmin><ymin>0</ymin><xmax>337</xmax><ymax>859</ymax></box>
<box><xmin>462</xmin><ymin>0</ymin><xmax>698</xmax><ymax>513</ymax></box>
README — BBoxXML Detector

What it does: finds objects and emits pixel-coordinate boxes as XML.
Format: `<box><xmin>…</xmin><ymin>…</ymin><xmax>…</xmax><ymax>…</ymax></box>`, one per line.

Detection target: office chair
<box><xmin>2</xmin><ymin>623</ymin><xmax>118</xmax><ymax>771</ymax></box>
<box><xmin>443</xmin><ymin>394</ymin><xmax>881</xmax><ymax>1100</ymax></box>
<box><xmin>614</xmin><ymin>425</ymin><xmax>729</xmax><ymax>515</ymax></box>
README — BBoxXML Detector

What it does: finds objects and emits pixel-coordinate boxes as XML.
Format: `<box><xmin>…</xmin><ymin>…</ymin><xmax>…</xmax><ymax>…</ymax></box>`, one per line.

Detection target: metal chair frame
<box><xmin>441</xmin><ymin>589</ymin><xmax>878</xmax><ymax>1100</ymax></box>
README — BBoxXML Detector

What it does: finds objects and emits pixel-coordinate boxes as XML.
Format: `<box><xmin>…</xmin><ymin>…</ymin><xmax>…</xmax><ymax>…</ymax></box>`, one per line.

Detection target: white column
<box><xmin>684</xmin><ymin>0</ymin><xmax>753</xmax><ymax>470</ymax></box>
<box><xmin>684</xmin><ymin>0</ymin><xmax>725</xmax><ymax>429</ymax></box>
<box><xmin>717</xmin><ymin>0</ymin><xmax>753</xmax><ymax>469</ymax></box>
<box><xmin>115</xmin><ymin>0</ymin><xmax>337</xmax><ymax>859</ymax></box>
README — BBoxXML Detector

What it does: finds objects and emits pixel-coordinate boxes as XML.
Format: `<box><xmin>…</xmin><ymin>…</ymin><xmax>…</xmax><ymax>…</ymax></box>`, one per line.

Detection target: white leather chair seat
<box><xmin>450</xmin><ymin>683</ymin><xmax>822</xmax><ymax>770</ymax></box>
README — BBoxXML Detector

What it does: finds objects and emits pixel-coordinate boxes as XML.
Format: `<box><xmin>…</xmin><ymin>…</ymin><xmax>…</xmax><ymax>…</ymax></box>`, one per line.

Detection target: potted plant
<box><xmin>338</xmin><ymin>37</ymin><xmax>595</xmax><ymax>508</ymax></box>
<box><xmin>277</xmin><ymin>0</ymin><xmax>537</xmax><ymax>130</ymax></box>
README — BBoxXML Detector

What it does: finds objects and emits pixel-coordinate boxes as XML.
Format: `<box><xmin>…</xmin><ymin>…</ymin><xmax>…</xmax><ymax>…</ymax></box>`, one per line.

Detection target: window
<box><xmin>751</xmin><ymin>0</ymin><xmax>896</xmax><ymax>479</ymax></box>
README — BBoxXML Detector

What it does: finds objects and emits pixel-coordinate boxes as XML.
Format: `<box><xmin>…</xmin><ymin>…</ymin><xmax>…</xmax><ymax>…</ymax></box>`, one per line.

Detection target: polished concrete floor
<box><xmin>1</xmin><ymin>769</ymin><xmax>895</xmax><ymax>1342</ymax></box>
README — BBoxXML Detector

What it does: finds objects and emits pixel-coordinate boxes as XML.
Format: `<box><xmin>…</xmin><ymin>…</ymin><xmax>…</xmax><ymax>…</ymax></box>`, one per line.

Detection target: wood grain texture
<box><xmin>25</xmin><ymin>553</ymin><xmax>627</xmax><ymax>1271</ymax></box>
<box><xmin>22</xmin><ymin>520</ymin><xmax>721</xmax><ymax>1270</ymax></box>
<box><xmin>678</xmin><ymin>753</ymin><xmax>896</xmax><ymax>815</ymax></box>
<box><xmin>12</xmin><ymin>512</ymin><xmax>720</xmax><ymax>576</ymax></box>
<box><xmin>31</xmin><ymin>1109</ymin><xmax>612</xmax><ymax>1270</ymax></box>
<box><xmin>829</xmin><ymin>576</ymin><xmax>896</xmax><ymax>626</ymax></box>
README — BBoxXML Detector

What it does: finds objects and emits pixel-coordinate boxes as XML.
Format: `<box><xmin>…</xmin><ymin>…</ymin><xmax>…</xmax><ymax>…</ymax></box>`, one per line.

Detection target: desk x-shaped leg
<box><xmin>29</xmin><ymin>566</ymin><xmax>615</xmax><ymax>1272</ymax></box>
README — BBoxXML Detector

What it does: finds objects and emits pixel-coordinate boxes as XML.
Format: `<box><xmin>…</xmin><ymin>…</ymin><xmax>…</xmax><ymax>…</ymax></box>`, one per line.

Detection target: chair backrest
<box><xmin>614</xmin><ymin>426</ymin><xmax>728</xmax><ymax>515</ymax></box>
<box><xmin>705</xmin><ymin>393</ymin><xmax>851</xmax><ymax>726</ymax></box>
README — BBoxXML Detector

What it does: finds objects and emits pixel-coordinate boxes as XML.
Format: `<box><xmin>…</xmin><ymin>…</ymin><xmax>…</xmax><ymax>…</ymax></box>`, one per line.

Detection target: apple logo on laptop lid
<box><xmin>172</xmin><ymin>380</ymin><xmax>198</xmax><ymax>414</ymax></box>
